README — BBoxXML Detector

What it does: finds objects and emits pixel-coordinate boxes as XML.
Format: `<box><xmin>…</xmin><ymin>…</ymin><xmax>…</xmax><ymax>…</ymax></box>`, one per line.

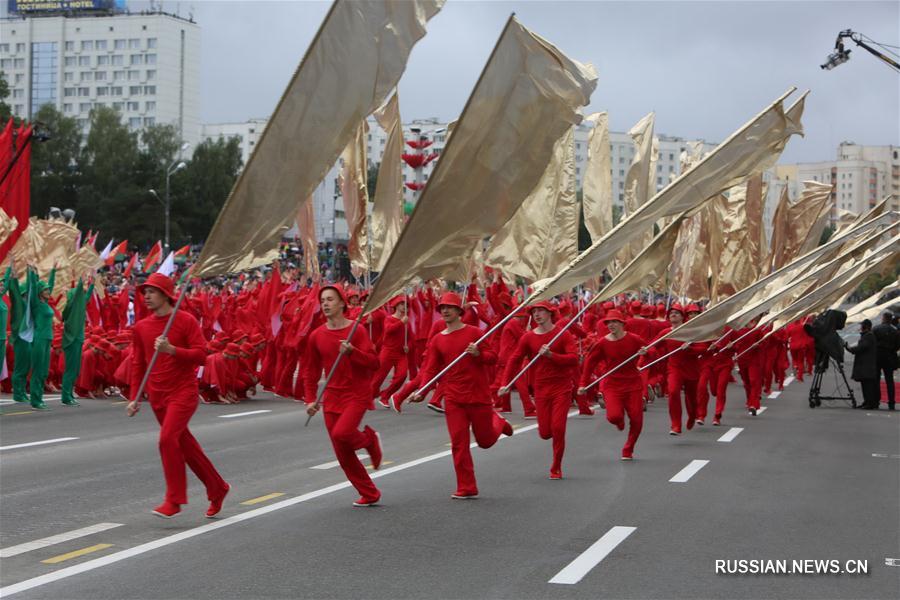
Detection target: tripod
<box><xmin>809</xmin><ymin>353</ymin><xmax>856</xmax><ymax>408</ymax></box>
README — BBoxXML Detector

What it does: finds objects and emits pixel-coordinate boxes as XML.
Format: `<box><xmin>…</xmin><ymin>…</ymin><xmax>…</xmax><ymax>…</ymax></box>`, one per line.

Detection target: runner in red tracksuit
<box><xmin>411</xmin><ymin>292</ymin><xmax>513</xmax><ymax>499</ymax></box>
<box><xmin>126</xmin><ymin>273</ymin><xmax>230</xmax><ymax>519</ymax></box>
<box><xmin>578</xmin><ymin>309</ymin><xmax>647</xmax><ymax>460</ymax></box>
<box><xmin>729</xmin><ymin>319</ymin><xmax>764</xmax><ymax>416</ymax></box>
<box><xmin>370</xmin><ymin>295</ymin><xmax>412</xmax><ymax>408</ymax></box>
<box><xmin>500</xmin><ymin>301</ymin><xmax>578</xmax><ymax>479</ymax></box>
<box><xmin>696</xmin><ymin>327</ymin><xmax>736</xmax><ymax>426</ymax></box>
<box><xmin>305</xmin><ymin>285</ymin><xmax>383</xmax><ymax>507</ymax></box>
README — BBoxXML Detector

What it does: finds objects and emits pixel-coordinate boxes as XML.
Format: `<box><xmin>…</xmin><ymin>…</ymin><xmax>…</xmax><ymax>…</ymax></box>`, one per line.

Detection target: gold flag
<box><xmin>296</xmin><ymin>195</ymin><xmax>320</xmax><ymax>280</ymax></box>
<box><xmin>8</xmin><ymin>217</ymin><xmax>80</xmax><ymax>281</ymax></box>
<box><xmin>595</xmin><ymin>215</ymin><xmax>684</xmax><ymax>300</ymax></box>
<box><xmin>530</xmin><ymin>88</ymin><xmax>804</xmax><ymax>301</ymax></box>
<box><xmin>848</xmin><ymin>294</ymin><xmax>900</xmax><ymax>324</ymax></box>
<box><xmin>484</xmin><ymin>127</ymin><xmax>579</xmax><ymax>281</ymax></box>
<box><xmin>370</xmin><ymin>92</ymin><xmax>404</xmax><ymax>272</ymax></box>
<box><xmin>339</xmin><ymin>121</ymin><xmax>369</xmax><ymax>274</ymax></box>
<box><xmin>192</xmin><ymin>0</ymin><xmax>444</xmax><ymax>278</ymax></box>
<box><xmin>668</xmin><ymin>207</ymin><xmax>711</xmax><ymax>301</ymax></box>
<box><xmin>582</xmin><ymin>112</ymin><xmax>613</xmax><ymax>241</ymax></box>
<box><xmin>766</xmin><ymin>185</ymin><xmax>791</xmax><ymax>274</ymax></box>
<box><xmin>709</xmin><ymin>174</ymin><xmax>767</xmax><ymax>301</ymax></box>
<box><xmin>7</xmin><ymin>220</ymin><xmax>44</xmax><ymax>272</ymax></box>
<box><xmin>832</xmin><ymin>207</ymin><xmax>858</xmax><ymax>235</ymax></box>
<box><xmin>614</xmin><ymin>112</ymin><xmax>655</xmax><ymax>269</ymax></box>
<box><xmin>364</xmin><ymin>16</ymin><xmax>597</xmax><ymax>313</ymax></box>
<box><xmin>793</xmin><ymin>180</ymin><xmax>834</xmax><ymax>259</ymax></box>
<box><xmin>0</xmin><ymin>207</ymin><xmax>17</xmax><ymax>248</ymax></box>
<box><xmin>845</xmin><ymin>278</ymin><xmax>900</xmax><ymax>320</ymax></box>
<box><xmin>655</xmin><ymin>212</ymin><xmax>895</xmax><ymax>342</ymax></box>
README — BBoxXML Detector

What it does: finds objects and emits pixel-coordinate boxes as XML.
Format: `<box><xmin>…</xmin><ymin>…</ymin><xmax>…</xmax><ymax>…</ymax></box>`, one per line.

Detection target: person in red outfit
<box><xmin>728</xmin><ymin>319</ymin><xmax>764</xmax><ymax>416</ymax></box>
<box><xmin>648</xmin><ymin>305</ymin><xmax>704</xmax><ymax>435</ymax></box>
<box><xmin>126</xmin><ymin>273</ymin><xmax>230</xmax><ymax>519</ymax></box>
<box><xmin>370</xmin><ymin>295</ymin><xmax>413</xmax><ymax>409</ymax></box>
<box><xmin>696</xmin><ymin>328</ymin><xmax>736</xmax><ymax>426</ymax></box>
<box><xmin>304</xmin><ymin>285</ymin><xmax>383</xmax><ymax>507</ymax></box>
<box><xmin>499</xmin><ymin>301</ymin><xmax>578</xmax><ymax>479</ymax></box>
<box><xmin>410</xmin><ymin>292</ymin><xmax>513</xmax><ymax>499</ymax></box>
<box><xmin>578</xmin><ymin>310</ymin><xmax>647</xmax><ymax>460</ymax></box>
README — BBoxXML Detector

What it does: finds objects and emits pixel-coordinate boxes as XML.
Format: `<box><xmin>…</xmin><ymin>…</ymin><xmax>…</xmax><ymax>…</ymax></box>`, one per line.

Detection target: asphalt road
<box><xmin>1</xmin><ymin>373</ymin><xmax>898</xmax><ymax>599</ymax></box>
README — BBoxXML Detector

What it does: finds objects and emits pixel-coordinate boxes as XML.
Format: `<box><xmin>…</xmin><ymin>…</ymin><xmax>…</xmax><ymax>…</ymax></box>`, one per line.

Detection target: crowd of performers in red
<box><xmin>4</xmin><ymin>266</ymin><xmax>818</xmax><ymax>515</ymax></box>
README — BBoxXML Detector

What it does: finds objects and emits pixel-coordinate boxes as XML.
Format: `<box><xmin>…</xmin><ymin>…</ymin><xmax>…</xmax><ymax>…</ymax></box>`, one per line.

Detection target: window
<box><xmin>63</xmin><ymin>103</ymin><xmax>73</xmax><ymax>113</ymax></box>
<box><xmin>145</xmin><ymin>54</ymin><xmax>157</xmax><ymax>65</ymax></box>
<box><xmin>15</xmin><ymin>57</ymin><xmax>27</xmax><ymax>68</ymax></box>
<box><xmin>14</xmin><ymin>73</ymin><xmax>23</xmax><ymax>84</ymax></box>
<box><xmin>64</xmin><ymin>56</ymin><xmax>76</xmax><ymax>67</ymax></box>
<box><xmin>126</xmin><ymin>70</ymin><xmax>138</xmax><ymax>81</ymax></box>
<box><xmin>16</xmin><ymin>43</ymin><xmax>25</xmax><ymax>52</ymax></box>
<box><xmin>144</xmin><ymin>85</ymin><xmax>155</xmax><ymax>95</ymax></box>
<box><xmin>78</xmin><ymin>87</ymin><xmax>90</xmax><ymax>96</ymax></box>
<box><xmin>97</xmin><ymin>55</ymin><xmax>109</xmax><ymax>66</ymax></box>
<box><xmin>668</xmin><ymin>153</ymin><xmax>674</xmax><ymax>160</ymax></box>
<box><xmin>129</xmin><ymin>38</ymin><xmax>140</xmax><ymax>49</ymax></box>
<box><xmin>619</xmin><ymin>169</ymin><xmax>624</xmax><ymax>176</ymax></box>
<box><xmin>79</xmin><ymin>102</ymin><xmax>92</xmax><ymax>112</ymax></box>
<box><xmin>143</xmin><ymin>117</ymin><xmax>155</xmax><ymax>126</ymax></box>
<box><xmin>111</xmin><ymin>55</ymin><xmax>124</xmax><ymax>66</ymax></box>
<box><xmin>0</xmin><ymin>59</ymin><xmax>9</xmax><ymax>69</ymax></box>
<box><xmin>96</xmin><ymin>87</ymin><xmax>108</xmax><ymax>96</ymax></box>
<box><xmin>146</xmin><ymin>69</ymin><xmax>156</xmax><ymax>80</ymax></box>
<box><xmin>128</xmin><ymin>117</ymin><xmax>141</xmax><ymax>128</ymax></box>
<box><xmin>657</xmin><ymin>177</ymin><xmax>663</xmax><ymax>184</ymax></box>
<box><xmin>64</xmin><ymin>72</ymin><xmax>74</xmax><ymax>82</ymax></box>
<box><xmin>65</xmin><ymin>41</ymin><xmax>74</xmax><ymax>51</ymax></box>
<box><xmin>619</xmin><ymin>157</ymin><xmax>625</xmax><ymax>164</ymax></box>
<box><xmin>76</xmin><ymin>118</ymin><xmax>88</xmax><ymax>129</ymax></box>
<box><xmin>130</xmin><ymin>54</ymin><xmax>142</xmax><ymax>66</ymax></box>
<box><xmin>618</xmin><ymin>181</ymin><xmax>624</xmax><ymax>189</ymax></box>
<box><xmin>129</xmin><ymin>86</ymin><xmax>142</xmax><ymax>95</ymax></box>
<box><xmin>618</xmin><ymin>193</ymin><xmax>624</xmax><ymax>202</ymax></box>
<box><xmin>127</xmin><ymin>101</ymin><xmax>139</xmax><ymax>111</ymax></box>
<box><xmin>64</xmin><ymin>87</ymin><xmax>77</xmax><ymax>97</ymax></box>
<box><xmin>111</xmin><ymin>86</ymin><xmax>123</xmax><ymax>96</ymax></box>
<box><xmin>112</xmin><ymin>102</ymin><xmax>124</xmax><ymax>111</ymax></box>
<box><xmin>81</xmin><ymin>40</ymin><xmax>93</xmax><ymax>51</ymax></box>
<box><xmin>95</xmin><ymin>71</ymin><xmax>106</xmax><ymax>81</ymax></box>
<box><xmin>78</xmin><ymin>56</ymin><xmax>90</xmax><ymax>66</ymax></box>
<box><xmin>96</xmin><ymin>40</ymin><xmax>107</xmax><ymax>50</ymax></box>
<box><xmin>80</xmin><ymin>72</ymin><xmax>93</xmax><ymax>81</ymax></box>
<box><xmin>12</xmin><ymin>89</ymin><xmax>24</xmax><ymax>99</ymax></box>
<box><xmin>113</xmin><ymin>70</ymin><xmax>125</xmax><ymax>81</ymax></box>
<box><xmin>147</xmin><ymin>38</ymin><xmax>157</xmax><ymax>49</ymax></box>
<box><xmin>114</xmin><ymin>39</ymin><xmax>126</xmax><ymax>50</ymax></box>
<box><xmin>145</xmin><ymin>101</ymin><xmax>156</xmax><ymax>111</ymax></box>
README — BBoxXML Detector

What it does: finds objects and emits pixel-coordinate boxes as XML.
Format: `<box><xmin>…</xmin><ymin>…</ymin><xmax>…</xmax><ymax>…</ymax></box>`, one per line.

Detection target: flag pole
<box><xmin>638</xmin><ymin>343</ymin><xmax>688</xmax><ymax>371</ymax></box>
<box><xmin>578</xmin><ymin>349</ymin><xmax>644</xmax><ymax>393</ymax></box>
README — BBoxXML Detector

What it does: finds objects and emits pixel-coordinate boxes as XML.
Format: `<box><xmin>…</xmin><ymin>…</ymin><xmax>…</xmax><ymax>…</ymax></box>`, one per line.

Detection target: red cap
<box><xmin>437</xmin><ymin>292</ymin><xmax>463</xmax><ymax>310</ymax></box>
<box><xmin>137</xmin><ymin>273</ymin><xmax>177</xmax><ymax>303</ymax></box>
<box><xmin>669</xmin><ymin>303</ymin><xmax>685</xmax><ymax>316</ymax></box>
<box><xmin>686</xmin><ymin>303</ymin><xmax>702</xmax><ymax>314</ymax></box>
<box><xmin>529</xmin><ymin>301</ymin><xmax>557</xmax><ymax>315</ymax></box>
<box><xmin>602</xmin><ymin>301</ymin><xmax>615</xmax><ymax>310</ymax></box>
<box><xmin>388</xmin><ymin>295</ymin><xmax>407</xmax><ymax>309</ymax></box>
<box><xmin>319</xmin><ymin>284</ymin><xmax>349</xmax><ymax>306</ymax></box>
<box><xmin>630</xmin><ymin>300</ymin><xmax>643</xmax><ymax>310</ymax></box>
<box><xmin>602</xmin><ymin>309</ymin><xmax>627</xmax><ymax>324</ymax></box>
<box><xmin>224</xmin><ymin>343</ymin><xmax>242</xmax><ymax>357</ymax></box>
<box><xmin>657</xmin><ymin>306</ymin><xmax>667</xmax><ymax>318</ymax></box>
<box><xmin>640</xmin><ymin>305</ymin><xmax>655</xmax><ymax>317</ymax></box>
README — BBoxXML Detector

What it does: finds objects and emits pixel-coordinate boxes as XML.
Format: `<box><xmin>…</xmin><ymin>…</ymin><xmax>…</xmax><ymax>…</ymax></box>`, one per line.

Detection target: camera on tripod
<box><xmin>803</xmin><ymin>309</ymin><xmax>856</xmax><ymax>408</ymax></box>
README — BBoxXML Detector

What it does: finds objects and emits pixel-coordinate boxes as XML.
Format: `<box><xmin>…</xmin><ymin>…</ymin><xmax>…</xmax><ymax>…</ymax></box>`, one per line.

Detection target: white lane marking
<box><xmin>669</xmin><ymin>459</ymin><xmax>709</xmax><ymax>483</ymax></box>
<box><xmin>768</xmin><ymin>391</ymin><xmax>781</xmax><ymax>399</ymax></box>
<box><xmin>217</xmin><ymin>410</ymin><xmax>272</xmax><ymax>419</ymax></box>
<box><xmin>0</xmin><ymin>395</ymin><xmax>62</xmax><ymax>405</ymax></box>
<box><xmin>784</xmin><ymin>376</ymin><xmax>795</xmax><ymax>386</ymax></box>
<box><xmin>757</xmin><ymin>406</ymin><xmax>768</xmax><ymax>415</ymax></box>
<box><xmin>885</xmin><ymin>558</ymin><xmax>900</xmax><ymax>566</ymax></box>
<box><xmin>717</xmin><ymin>427</ymin><xmax>743</xmax><ymax>443</ymax></box>
<box><xmin>0</xmin><ymin>415</ymin><xmax>547</xmax><ymax>597</ymax></box>
<box><xmin>0</xmin><ymin>524</ymin><xmax>123</xmax><ymax>559</ymax></box>
<box><xmin>0</xmin><ymin>437</ymin><xmax>79</xmax><ymax>452</ymax></box>
<box><xmin>871</xmin><ymin>453</ymin><xmax>900</xmax><ymax>459</ymax></box>
<box><xmin>865</xmin><ymin>412</ymin><xmax>892</xmax><ymax>418</ymax></box>
<box><xmin>548</xmin><ymin>526</ymin><xmax>636</xmax><ymax>585</ymax></box>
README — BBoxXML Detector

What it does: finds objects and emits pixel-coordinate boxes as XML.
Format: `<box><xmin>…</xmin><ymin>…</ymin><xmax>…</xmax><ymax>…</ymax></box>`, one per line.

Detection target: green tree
<box><xmin>0</xmin><ymin>71</ymin><xmax>11</xmax><ymax>123</ymax></box>
<box><xmin>29</xmin><ymin>103</ymin><xmax>82</xmax><ymax>219</ymax></box>
<box><xmin>819</xmin><ymin>224</ymin><xmax>835</xmax><ymax>246</ymax></box>
<box><xmin>367</xmin><ymin>163</ymin><xmax>379</xmax><ymax>199</ymax></box>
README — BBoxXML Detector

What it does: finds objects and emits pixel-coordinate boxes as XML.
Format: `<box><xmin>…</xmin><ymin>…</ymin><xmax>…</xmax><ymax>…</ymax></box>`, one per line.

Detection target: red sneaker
<box><xmin>549</xmin><ymin>470</ymin><xmax>563</xmax><ymax>480</ymax></box>
<box><xmin>352</xmin><ymin>495</ymin><xmax>380</xmax><ymax>507</ymax></box>
<box><xmin>366</xmin><ymin>429</ymin><xmax>383</xmax><ymax>470</ymax></box>
<box><xmin>206</xmin><ymin>484</ymin><xmax>230</xmax><ymax>518</ymax></box>
<box><xmin>152</xmin><ymin>501</ymin><xmax>181</xmax><ymax>518</ymax></box>
<box><xmin>389</xmin><ymin>395</ymin><xmax>403</xmax><ymax>414</ymax></box>
<box><xmin>578</xmin><ymin>408</ymin><xmax>595</xmax><ymax>418</ymax></box>
<box><xmin>500</xmin><ymin>417</ymin><xmax>513</xmax><ymax>437</ymax></box>
<box><xmin>620</xmin><ymin>452</ymin><xmax>633</xmax><ymax>461</ymax></box>
<box><xmin>451</xmin><ymin>491</ymin><xmax>479</xmax><ymax>499</ymax></box>
<box><xmin>427</xmin><ymin>401</ymin><xmax>445</xmax><ymax>414</ymax></box>
<box><xmin>377</xmin><ymin>397</ymin><xmax>390</xmax><ymax>409</ymax></box>
<box><xmin>686</xmin><ymin>418</ymin><xmax>695</xmax><ymax>431</ymax></box>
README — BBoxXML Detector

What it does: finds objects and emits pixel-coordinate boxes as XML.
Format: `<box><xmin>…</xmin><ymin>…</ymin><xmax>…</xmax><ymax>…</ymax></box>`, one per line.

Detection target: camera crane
<box><xmin>821</xmin><ymin>30</ymin><xmax>900</xmax><ymax>72</ymax></box>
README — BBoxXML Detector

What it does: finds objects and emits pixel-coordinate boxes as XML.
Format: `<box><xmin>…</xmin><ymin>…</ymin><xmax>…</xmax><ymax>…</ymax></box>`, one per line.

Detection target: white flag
<box><xmin>156</xmin><ymin>251</ymin><xmax>175</xmax><ymax>277</ymax></box>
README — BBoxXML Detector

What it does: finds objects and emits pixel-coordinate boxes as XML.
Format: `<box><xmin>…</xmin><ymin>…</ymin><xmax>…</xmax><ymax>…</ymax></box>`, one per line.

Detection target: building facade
<box><xmin>200</xmin><ymin>118</ymin><xmax>266</xmax><ymax>166</ymax></box>
<box><xmin>1</xmin><ymin>9</ymin><xmax>200</xmax><ymax>146</ymax></box>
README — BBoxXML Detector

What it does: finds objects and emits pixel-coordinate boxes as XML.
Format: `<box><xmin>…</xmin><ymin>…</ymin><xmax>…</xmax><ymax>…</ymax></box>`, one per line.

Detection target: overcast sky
<box><xmin>88</xmin><ymin>1</ymin><xmax>900</xmax><ymax>162</ymax></box>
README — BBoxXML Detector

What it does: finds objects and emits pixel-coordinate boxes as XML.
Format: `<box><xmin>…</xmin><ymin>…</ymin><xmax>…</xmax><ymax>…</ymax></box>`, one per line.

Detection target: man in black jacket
<box><xmin>872</xmin><ymin>312</ymin><xmax>898</xmax><ymax>410</ymax></box>
<box><xmin>845</xmin><ymin>320</ymin><xmax>880</xmax><ymax>410</ymax></box>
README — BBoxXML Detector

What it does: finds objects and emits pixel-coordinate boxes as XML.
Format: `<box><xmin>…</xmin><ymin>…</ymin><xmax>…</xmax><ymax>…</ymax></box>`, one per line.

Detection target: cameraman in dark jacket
<box><xmin>872</xmin><ymin>312</ymin><xmax>898</xmax><ymax>410</ymax></box>
<box><xmin>845</xmin><ymin>319</ymin><xmax>879</xmax><ymax>409</ymax></box>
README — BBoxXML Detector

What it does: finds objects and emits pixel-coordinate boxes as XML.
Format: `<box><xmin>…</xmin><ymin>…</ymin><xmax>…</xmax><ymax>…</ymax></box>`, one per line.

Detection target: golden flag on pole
<box><xmin>847</xmin><ymin>294</ymin><xmax>900</xmax><ymax>324</ymax></box>
<box><xmin>653</xmin><ymin>212</ymin><xmax>895</xmax><ymax>342</ymax></box>
<box><xmin>192</xmin><ymin>0</ymin><xmax>444</xmax><ymax>278</ymax></box>
<box><xmin>296</xmin><ymin>195</ymin><xmax>320</xmax><ymax>280</ymax></box>
<box><xmin>845</xmin><ymin>278</ymin><xmax>900</xmax><ymax>320</ymax></box>
<box><xmin>530</xmin><ymin>88</ymin><xmax>804</xmax><ymax>301</ymax></box>
<box><xmin>364</xmin><ymin>15</ymin><xmax>597</xmax><ymax>313</ymax></box>
<box><xmin>8</xmin><ymin>217</ymin><xmax>80</xmax><ymax>281</ymax></box>
<box><xmin>668</xmin><ymin>207</ymin><xmax>711</xmax><ymax>301</ymax></box>
<box><xmin>792</xmin><ymin>180</ymin><xmax>834</xmax><ymax>259</ymax></box>
<box><xmin>484</xmin><ymin>127</ymin><xmax>579</xmax><ymax>281</ymax></box>
<box><xmin>582</xmin><ymin>112</ymin><xmax>613</xmax><ymax>241</ymax></box>
<box><xmin>709</xmin><ymin>174</ymin><xmax>767</xmax><ymax>301</ymax></box>
<box><xmin>0</xmin><ymin>207</ymin><xmax>18</xmax><ymax>248</ymax></box>
<box><xmin>614</xmin><ymin>112</ymin><xmax>655</xmax><ymax>269</ymax></box>
<box><xmin>370</xmin><ymin>92</ymin><xmax>404</xmax><ymax>272</ymax></box>
<box><xmin>339</xmin><ymin>121</ymin><xmax>369</xmax><ymax>274</ymax></box>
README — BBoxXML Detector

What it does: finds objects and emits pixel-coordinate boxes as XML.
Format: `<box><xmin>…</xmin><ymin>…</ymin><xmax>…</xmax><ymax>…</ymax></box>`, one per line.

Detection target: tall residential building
<box><xmin>1</xmin><ymin>7</ymin><xmax>200</xmax><ymax>145</ymax></box>
<box><xmin>775</xmin><ymin>141</ymin><xmax>899</xmax><ymax>223</ymax></box>
<box><xmin>200</xmin><ymin>118</ymin><xmax>267</xmax><ymax>166</ymax></box>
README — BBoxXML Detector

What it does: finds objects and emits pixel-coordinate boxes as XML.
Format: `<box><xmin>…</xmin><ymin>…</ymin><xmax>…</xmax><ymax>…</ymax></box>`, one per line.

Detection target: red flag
<box><xmin>0</xmin><ymin>120</ymin><xmax>33</xmax><ymax>263</ymax></box>
<box><xmin>174</xmin><ymin>244</ymin><xmax>191</xmax><ymax>258</ymax></box>
<box><xmin>105</xmin><ymin>240</ymin><xmax>128</xmax><ymax>266</ymax></box>
<box><xmin>144</xmin><ymin>241</ymin><xmax>163</xmax><ymax>271</ymax></box>
<box><xmin>123</xmin><ymin>252</ymin><xmax>138</xmax><ymax>277</ymax></box>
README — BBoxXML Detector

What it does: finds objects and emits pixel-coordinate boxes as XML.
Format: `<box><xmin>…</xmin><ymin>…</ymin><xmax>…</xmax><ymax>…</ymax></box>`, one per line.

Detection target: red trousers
<box><xmin>666</xmin><ymin>371</ymin><xmax>697</xmax><ymax>432</ymax></box>
<box><xmin>603</xmin><ymin>386</ymin><xmax>643</xmax><ymax>457</ymax></box>
<box><xmin>371</xmin><ymin>351</ymin><xmax>408</xmax><ymax>402</ymax></box>
<box><xmin>536</xmin><ymin>390</ymin><xmax>570</xmax><ymax>473</ymax></box>
<box><xmin>803</xmin><ymin>345</ymin><xmax>816</xmax><ymax>374</ymax></box>
<box><xmin>737</xmin><ymin>359</ymin><xmax>762</xmax><ymax>409</ymax></box>
<box><xmin>790</xmin><ymin>347</ymin><xmax>806</xmax><ymax>380</ymax></box>
<box><xmin>444</xmin><ymin>399</ymin><xmax>505</xmax><ymax>495</ymax></box>
<box><xmin>274</xmin><ymin>347</ymin><xmax>297</xmax><ymax>397</ymax></box>
<box><xmin>324</xmin><ymin>402</ymin><xmax>380</xmax><ymax>502</ymax></box>
<box><xmin>491</xmin><ymin>360</ymin><xmax>535</xmax><ymax>414</ymax></box>
<box><xmin>697</xmin><ymin>363</ymin><xmax>731</xmax><ymax>420</ymax></box>
<box><xmin>150</xmin><ymin>393</ymin><xmax>227</xmax><ymax>505</ymax></box>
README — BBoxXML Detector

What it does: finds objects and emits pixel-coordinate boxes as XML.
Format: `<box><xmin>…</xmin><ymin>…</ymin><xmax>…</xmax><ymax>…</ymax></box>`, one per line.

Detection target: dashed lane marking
<box><xmin>218</xmin><ymin>410</ymin><xmax>272</xmax><ymax>419</ymax></box>
<box><xmin>768</xmin><ymin>391</ymin><xmax>781</xmax><ymax>399</ymax></box>
<box><xmin>0</xmin><ymin>437</ymin><xmax>79</xmax><ymax>452</ymax></box>
<box><xmin>784</xmin><ymin>376</ymin><xmax>795</xmax><ymax>386</ymax></box>
<box><xmin>669</xmin><ymin>460</ymin><xmax>709</xmax><ymax>483</ymax></box>
<box><xmin>240</xmin><ymin>493</ymin><xmax>285</xmax><ymax>506</ymax></box>
<box><xmin>871</xmin><ymin>453</ymin><xmax>900</xmax><ymax>459</ymax></box>
<box><xmin>41</xmin><ymin>544</ymin><xmax>113</xmax><ymax>565</ymax></box>
<box><xmin>717</xmin><ymin>427</ymin><xmax>743</xmax><ymax>443</ymax></box>
<box><xmin>757</xmin><ymin>406</ymin><xmax>768</xmax><ymax>415</ymax></box>
<box><xmin>1</xmin><ymin>524</ymin><xmax>123</xmax><ymax>559</ymax></box>
<box><xmin>548</xmin><ymin>526</ymin><xmax>637</xmax><ymax>585</ymax></box>
<box><xmin>0</xmin><ymin>411</ymin><xmax>33</xmax><ymax>416</ymax></box>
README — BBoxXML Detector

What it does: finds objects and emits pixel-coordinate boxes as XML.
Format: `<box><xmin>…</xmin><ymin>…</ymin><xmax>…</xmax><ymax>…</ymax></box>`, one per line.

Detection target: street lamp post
<box><xmin>150</xmin><ymin>143</ymin><xmax>191</xmax><ymax>254</ymax></box>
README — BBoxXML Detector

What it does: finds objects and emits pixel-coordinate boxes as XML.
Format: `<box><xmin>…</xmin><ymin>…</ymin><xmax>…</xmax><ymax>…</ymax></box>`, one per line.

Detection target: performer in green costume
<box><xmin>60</xmin><ymin>278</ymin><xmax>93</xmax><ymax>406</ymax></box>
<box><xmin>8</xmin><ymin>264</ymin><xmax>32</xmax><ymax>403</ymax></box>
<box><xmin>26</xmin><ymin>266</ymin><xmax>56</xmax><ymax>410</ymax></box>
<box><xmin>0</xmin><ymin>265</ymin><xmax>12</xmax><ymax>381</ymax></box>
